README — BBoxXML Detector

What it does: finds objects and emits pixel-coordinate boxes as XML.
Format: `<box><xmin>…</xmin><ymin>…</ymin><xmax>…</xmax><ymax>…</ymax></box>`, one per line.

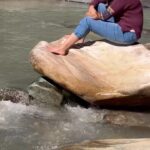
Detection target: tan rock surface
<box><xmin>30</xmin><ymin>40</ymin><xmax>150</xmax><ymax>107</ymax></box>
<box><xmin>62</xmin><ymin>138</ymin><xmax>150</xmax><ymax>150</ymax></box>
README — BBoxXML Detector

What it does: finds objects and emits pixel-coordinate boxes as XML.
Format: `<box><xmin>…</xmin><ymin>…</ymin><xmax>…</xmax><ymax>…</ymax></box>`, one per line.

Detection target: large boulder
<box><xmin>30</xmin><ymin>39</ymin><xmax>150</xmax><ymax>108</ymax></box>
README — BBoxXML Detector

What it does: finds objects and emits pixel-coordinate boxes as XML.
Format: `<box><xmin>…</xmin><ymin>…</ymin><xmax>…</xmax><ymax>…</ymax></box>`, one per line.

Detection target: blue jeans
<box><xmin>74</xmin><ymin>3</ymin><xmax>137</xmax><ymax>44</ymax></box>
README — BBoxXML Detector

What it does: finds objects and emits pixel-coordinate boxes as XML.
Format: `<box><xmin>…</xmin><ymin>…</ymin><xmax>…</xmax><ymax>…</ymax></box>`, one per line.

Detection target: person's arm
<box><xmin>86</xmin><ymin>0</ymin><xmax>107</xmax><ymax>19</ymax></box>
<box><xmin>97</xmin><ymin>0</ymin><xmax>125</xmax><ymax>20</ymax></box>
<box><xmin>89</xmin><ymin>0</ymin><xmax>106</xmax><ymax>7</ymax></box>
<box><xmin>86</xmin><ymin>5</ymin><xmax>98</xmax><ymax>19</ymax></box>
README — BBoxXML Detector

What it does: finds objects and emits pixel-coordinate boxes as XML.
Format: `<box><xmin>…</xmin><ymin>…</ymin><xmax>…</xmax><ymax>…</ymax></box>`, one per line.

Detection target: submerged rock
<box><xmin>0</xmin><ymin>88</ymin><xmax>29</xmax><ymax>104</ymax></box>
<box><xmin>30</xmin><ymin>39</ymin><xmax>150</xmax><ymax>108</ymax></box>
<box><xmin>63</xmin><ymin>138</ymin><xmax>150</xmax><ymax>150</ymax></box>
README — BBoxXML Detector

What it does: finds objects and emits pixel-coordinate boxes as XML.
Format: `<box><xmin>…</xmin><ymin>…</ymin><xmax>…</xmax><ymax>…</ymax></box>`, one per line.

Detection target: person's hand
<box><xmin>86</xmin><ymin>5</ymin><xmax>100</xmax><ymax>20</ymax></box>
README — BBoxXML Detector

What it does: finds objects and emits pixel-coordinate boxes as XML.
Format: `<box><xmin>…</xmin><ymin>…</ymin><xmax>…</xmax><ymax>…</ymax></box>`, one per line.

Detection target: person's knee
<box><xmin>97</xmin><ymin>3</ymin><xmax>107</xmax><ymax>13</ymax></box>
<box><xmin>79</xmin><ymin>17</ymin><xmax>92</xmax><ymax>29</ymax></box>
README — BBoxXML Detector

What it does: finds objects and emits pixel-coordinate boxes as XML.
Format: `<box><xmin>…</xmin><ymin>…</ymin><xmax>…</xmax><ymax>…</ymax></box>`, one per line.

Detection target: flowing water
<box><xmin>0</xmin><ymin>0</ymin><xmax>150</xmax><ymax>149</ymax></box>
<box><xmin>1</xmin><ymin>101</ymin><xmax>150</xmax><ymax>150</ymax></box>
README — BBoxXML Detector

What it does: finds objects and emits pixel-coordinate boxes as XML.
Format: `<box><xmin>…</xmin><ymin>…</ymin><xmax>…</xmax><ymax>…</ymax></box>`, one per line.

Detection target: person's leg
<box><xmin>61</xmin><ymin>34</ymin><xmax>85</xmax><ymax>44</ymax></box>
<box><xmin>47</xmin><ymin>17</ymin><xmax>92</xmax><ymax>55</ymax></box>
<box><xmin>48</xmin><ymin>33</ymin><xmax>79</xmax><ymax>55</ymax></box>
<box><xmin>97</xmin><ymin>3</ymin><xmax>115</xmax><ymax>23</ymax></box>
<box><xmin>47</xmin><ymin>5</ymin><xmax>115</xmax><ymax>55</ymax></box>
<box><xmin>74</xmin><ymin>17</ymin><xmax>118</xmax><ymax>42</ymax></box>
<box><xmin>48</xmin><ymin>16</ymin><xmax>137</xmax><ymax>55</ymax></box>
<box><xmin>74</xmin><ymin>16</ymin><xmax>137</xmax><ymax>44</ymax></box>
<box><xmin>123</xmin><ymin>32</ymin><xmax>137</xmax><ymax>44</ymax></box>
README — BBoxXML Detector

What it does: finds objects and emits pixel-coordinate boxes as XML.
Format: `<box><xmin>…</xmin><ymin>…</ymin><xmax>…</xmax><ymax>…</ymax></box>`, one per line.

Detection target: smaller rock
<box><xmin>27</xmin><ymin>77</ymin><xmax>64</xmax><ymax>107</ymax></box>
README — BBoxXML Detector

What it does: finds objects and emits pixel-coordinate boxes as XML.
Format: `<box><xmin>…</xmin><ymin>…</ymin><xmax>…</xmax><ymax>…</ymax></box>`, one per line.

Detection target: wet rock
<box><xmin>27</xmin><ymin>77</ymin><xmax>64</xmax><ymax>107</ymax></box>
<box><xmin>66</xmin><ymin>107</ymin><xmax>150</xmax><ymax>128</ymax></box>
<box><xmin>0</xmin><ymin>88</ymin><xmax>29</xmax><ymax>104</ymax></box>
<box><xmin>30</xmin><ymin>39</ymin><xmax>150</xmax><ymax>108</ymax></box>
<box><xmin>102</xmin><ymin>110</ymin><xmax>150</xmax><ymax>127</ymax></box>
<box><xmin>62</xmin><ymin>138</ymin><xmax>150</xmax><ymax>150</ymax></box>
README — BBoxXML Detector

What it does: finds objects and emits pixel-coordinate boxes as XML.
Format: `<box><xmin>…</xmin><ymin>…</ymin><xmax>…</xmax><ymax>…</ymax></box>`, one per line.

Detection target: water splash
<box><xmin>0</xmin><ymin>101</ymin><xmax>150</xmax><ymax>150</ymax></box>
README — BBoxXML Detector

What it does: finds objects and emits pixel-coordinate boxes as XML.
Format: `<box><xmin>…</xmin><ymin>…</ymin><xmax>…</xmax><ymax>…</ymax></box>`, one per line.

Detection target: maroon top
<box><xmin>90</xmin><ymin>0</ymin><xmax>143</xmax><ymax>39</ymax></box>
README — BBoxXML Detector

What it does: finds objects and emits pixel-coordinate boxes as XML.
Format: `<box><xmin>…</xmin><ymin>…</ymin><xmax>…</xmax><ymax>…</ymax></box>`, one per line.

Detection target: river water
<box><xmin>0</xmin><ymin>0</ymin><xmax>150</xmax><ymax>150</ymax></box>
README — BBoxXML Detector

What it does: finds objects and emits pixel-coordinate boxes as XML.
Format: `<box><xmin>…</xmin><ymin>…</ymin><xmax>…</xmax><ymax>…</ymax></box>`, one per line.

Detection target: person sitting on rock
<box><xmin>48</xmin><ymin>0</ymin><xmax>143</xmax><ymax>55</ymax></box>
